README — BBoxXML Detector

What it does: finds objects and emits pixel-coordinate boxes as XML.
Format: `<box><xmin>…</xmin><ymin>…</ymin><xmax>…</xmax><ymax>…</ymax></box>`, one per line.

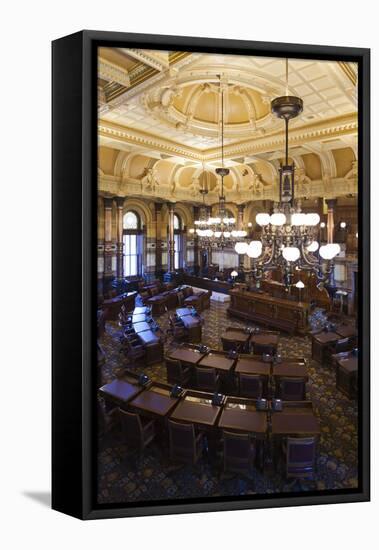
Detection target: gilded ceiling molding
<box><xmin>98</xmin><ymin>173</ymin><xmax>357</xmax><ymax>205</ymax></box>
<box><xmin>338</xmin><ymin>61</ymin><xmax>357</xmax><ymax>86</ymax></box>
<box><xmin>99</xmin><ymin>120</ymin><xmax>201</xmax><ymax>161</ymax></box>
<box><xmin>98</xmin><ymin>57</ymin><xmax>130</xmax><ymax>87</ymax></box>
<box><xmin>122</xmin><ymin>49</ymin><xmax>170</xmax><ymax>72</ymax></box>
<box><xmin>99</xmin><ymin>112</ymin><xmax>357</xmax><ymax>164</ymax></box>
<box><xmin>204</xmin><ymin>113</ymin><xmax>358</xmax><ymax>160</ymax></box>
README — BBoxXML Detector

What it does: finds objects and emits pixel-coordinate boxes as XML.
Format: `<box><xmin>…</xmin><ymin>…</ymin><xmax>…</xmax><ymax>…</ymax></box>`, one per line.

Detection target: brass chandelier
<box><xmin>191</xmin><ymin>77</ymin><xmax>248</xmax><ymax>249</ymax></box>
<box><xmin>234</xmin><ymin>60</ymin><xmax>340</xmax><ymax>289</ymax></box>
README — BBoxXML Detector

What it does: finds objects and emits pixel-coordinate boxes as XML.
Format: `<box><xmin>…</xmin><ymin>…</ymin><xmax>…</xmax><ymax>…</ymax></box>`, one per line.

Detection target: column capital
<box><xmin>115</xmin><ymin>196</ymin><xmax>125</xmax><ymax>208</ymax></box>
<box><xmin>237</xmin><ymin>203</ymin><xmax>246</xmax><ymax>212</ymax></box>
<box><xmin>325</xmin><ymin>198</ymin><xmax>337</xmax><ymax>209</ymax></box>
<box><xmin>154</xmin><ymin>202</ymin><xmax>163</xmax><ymax>213</ymax></box>
<box><xmin>103</xmin><ymin>196</ymin><xmax>114</xmax><ymax>209</ymax></box>
<box><xmin>167</xmin><ymin>201</ymin><xmax>175</xmax><ymax>212</ymax></box>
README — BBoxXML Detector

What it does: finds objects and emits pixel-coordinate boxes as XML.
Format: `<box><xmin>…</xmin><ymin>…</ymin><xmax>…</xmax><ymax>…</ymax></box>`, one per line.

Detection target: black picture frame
<box><xmin>52</xmin><ymin>30</ymin><xmax>370</xmax><ymax>520</ymax></box>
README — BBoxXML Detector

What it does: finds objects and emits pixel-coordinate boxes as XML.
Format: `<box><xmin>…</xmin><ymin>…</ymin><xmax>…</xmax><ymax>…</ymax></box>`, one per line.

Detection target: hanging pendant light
<box><xmin>235</xmin><ymin>59</ymin><xmax>340</xmax><ymax>288</ymax></box>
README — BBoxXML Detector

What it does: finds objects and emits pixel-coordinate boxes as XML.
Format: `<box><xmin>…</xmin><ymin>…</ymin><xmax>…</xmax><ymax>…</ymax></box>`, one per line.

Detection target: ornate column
<box><xmin>237</xmin><ymin>204</ymin><xmax>245</xmax><ymax>270</ymax></box>
<box><xmin>326</xmin><ymin>199</ymin><xmax>337</xmax><ymax>244</ymax></box>
<box><xmin>103</xmin><ymin>197</ymin><xmax>115</xmax><ymax>287</ymax></box>
<box><xmin>167</xmin><ymin>202</ymin><xmax>175</xmax><ymax>273</ymax></box>
<box><xmin>206</xmin><ymin>206</ymin><xmax>212</xmax><ymax>266</ymax></box>
<box><xmin>193</xmin><ymin>206</ymin><xmax>200</xmax><ymax>275</ymax></box>
<box><xmin>154</xmin><ymin>202</ymin><xmax>163</xmax><ymax>276</ymax></box>
<box><xmin>115</xmin><ymin>197</ymin><xmax>125</xmax><ymax>280</ymax></box>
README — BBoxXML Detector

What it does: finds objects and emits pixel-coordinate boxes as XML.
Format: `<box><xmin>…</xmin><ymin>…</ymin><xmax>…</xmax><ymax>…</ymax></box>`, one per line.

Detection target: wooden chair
<box><xmin>168</xmin><ymin>420</ymin><xmax>204</xmax><ymax>465</ymax></box>
<box><xmin>277</xmin><ymin>377</ymin><xmax>306</xmax><ymax>401</ymax></box>
<box><xmin>283</xmin><ymin>437</ymin><xmax>317</xmax><ymax>480</ymax></box>
<box><xmin>165</xmin><ymin>357</ymin><xmax>191</xmax><ymax>386</ymax></box>
<box><xmin>120</xmin><ymin>337</ymin><xmax>145</xmax><ymax>365</ymax></box>
<box><xmin>118</xmin><ymin>409</ymin><xmax>156</xmax><ymax>454</ymax></box>
<box><xmin>195</xmin><ymin>366</ymin><xmax>220</xmax><ymax>392</ymax></box>
<box><xmin>168</xmin><ymin>315</ymin><xmax>187</xmax><ymax>342</ymax></box>
<box><xmin>221</xmin><ymin>337</ymin><xmax>244</xmax><ymax>354</ymax></box>
<box><xmin>223</xmin><ymin>431</ymin><xmax>256</xmax><ymax>476</ymax></box>
<box><xmin>238</xmin><ymin>374</ymin><xmax>264</xmax><ymax>399</ymax></box>
<box><xmin>253</xmin><ymin>342</ymin><xmax>277</xmax><ymax>356</ymax></box>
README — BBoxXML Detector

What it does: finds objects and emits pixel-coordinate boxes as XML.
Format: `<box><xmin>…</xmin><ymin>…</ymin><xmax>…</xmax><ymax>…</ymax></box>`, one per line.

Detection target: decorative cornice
<box><xmin>99</xmin><ymin>119</ymin><xmax>201</xmax><ymax>161</ymax></box>
<box><xmin>99</xmin><ymin>112</ymin><xmax>358</xmax><ymax>163</ymax></box>
<box><xmin>98</xmin><ymin>174</ymin><xmax>357</xmax><ymax>205</ymax></box>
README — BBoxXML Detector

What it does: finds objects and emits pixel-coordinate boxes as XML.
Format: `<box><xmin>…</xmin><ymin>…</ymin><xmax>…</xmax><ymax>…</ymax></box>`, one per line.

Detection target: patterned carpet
<box><xmin>97</xmin><ymin>302</ymin><xmax>358</xmax><ymax>505</ymax></box>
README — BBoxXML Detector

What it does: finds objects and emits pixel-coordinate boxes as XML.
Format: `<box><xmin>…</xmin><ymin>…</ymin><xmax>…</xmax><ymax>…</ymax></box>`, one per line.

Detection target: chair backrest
<box><xmin>168</xmin><ymin>420</ymin><xmax>196</xmax><ymax>461</ymax></box>
<box><xmin>223</xmin><ymin>431</ymin><xmax>252</xmax><ymax>472</ymax></box>
<box><xmin>195</xmin><ymin>366</ymin><xmax>217</xmax><ymax>391</ymax></box>
<box><xmin>334</xmin><ymin>337</ymin><xmax>352</xmax><ymax>353</ymax></box>
<box><xmin>118</xmin><ymin>409</ymin><xmax>143</xmax><ymax>444</ymax></box>
<box><xmin>221</xmin><ymin>337</ymin><xmax>238</xmax><ymax>352</ymax></box>
<box><xmin>286</xmin><ymin>437</ymin><xmax>316</xmax><ymax>477</ymax></box>
<box><xmin>278</xmin><ymin>377</ymin><xmax>306</xmax><ymax>401</ymax></box>
<box><xmin>239</xmin><ymin>374</ymin><xmax>263</xmax><ymax>399</ymax></box>
<box><xmin>165</xmin><ymin>358</ymin><xmax>183</xmax><ymax>382</ymax></box>
<box><xmin>253</xmin><ymin>342</ymin><xmax>276</xmax><ymax>355</ymax></box>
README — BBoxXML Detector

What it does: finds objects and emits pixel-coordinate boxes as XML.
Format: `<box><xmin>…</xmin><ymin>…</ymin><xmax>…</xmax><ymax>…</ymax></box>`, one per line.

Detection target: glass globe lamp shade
<box><xmin>189</xmin><ymin>228</ymin><xmax>195</xmax><ymax>234</ymax></box>
<box><xmin>234</xmin><ymin>242</ymin><xmax>248</xmax><ymax>255</ymax></box>
<box><xmin>295</xmin><ymin>280</ymin><xmax>305</xmax><ymax>289</ymax></box>
<box><xmin>282</xmin><ymin>246</ymin><xmax>300</xmax><ymax>262</ymax></box>
<box><xmin>319</xmin><ymin>243</ymin><xmax>341</xmax><ymax>260</ymax></box>
<box><xmin>223</xmin><ymin>231</ymin><xmax>231</xmax><ymax>238</ymax></box>
<box><xmin>320</xmin><ymin>222</ymin><xmax>326</xmax><ymax>228</ymax></box>
<box><xmin>246</xmin><ymin>240</ymin><xmax>262</xmax><ymax>258</ymax></box>
<box><xmin>204</xmin><ymin>229</ymin><xmax>214</xmax><ymax>237</ymax></box>
<box><xmin>231</xmin><ymin>230</ymin><xmax>238</xmax><ymax>237</ymax></box>
<box><xmin>305</xmin><ymin>213</ymin><xmax>320</xmax><ymax>226</ymax></box>
<box><xmin>231</xmin><ymin>270</ymin><xmax>238</xmax><ymax>278</ymax></box>
<box><xmin>214</xmin><ymin>231</ymin><xmax>222</xmax><ymax>238</ymax></box>
<box><xmin>270</xmin><ymin>212</ymin><xmax>286</xmax><ymax>226</ymax></box>
<box><xmin>291</xmin><ymin>213</ymin><xmax>306</xmax><ymax>226</ymax></box>
<box><xmin>256</xmin><ymin>213</ymin><xmax>271</xmax><ymax>226</ymax></box>
<box><xmin>307</xmin><ymin>240</ymin><xmax>319</xmax><ymax>252</ymax></box>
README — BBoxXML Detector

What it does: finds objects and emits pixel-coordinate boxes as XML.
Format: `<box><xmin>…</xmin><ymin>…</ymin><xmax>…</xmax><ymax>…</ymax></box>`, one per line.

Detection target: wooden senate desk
<box><xmin>176</xmin><ymin>307</ymin><xmax>202</xmax><ymax>343</ymax></box>
<box><xmin>335</xmin><ymin>354</ymin><xmax>358</xmax><ymax>399</ymax></box>
<box><xmin>218</xmin><ymin>398</ymin><xmax>267</xmax><ymax>437</ymax></box>
<box><xmin>198</xmin><ymin>350</ymin><xmax>236</xmax><ymax>373</ymax></box>
<box><xmin>222</xmin><ymin>327</ymin><xmax>251</xmax><ymax>353</ymax></box>
<box><xmin>98</xmin><ymin>379</ymin><xmax>143</xmax><ymax>409</ymax></box>
<box><xmin>129</xmin><ymin>384</ymin><xmax>180</xmax><ymax>418</ymax></box>
<box><xmin>272</xmin><ymin>360</ymin><xmax>308</xmax><ymax>380</ymax></box>
<box><xmin>182</xmin><ymin>274</ymin><xmax>232</xmax><ymax>295</ymax></box>
<box><xmin>167</xmin><ymin>347</ymin><xmax>206</xmax><ymax>367</ymax></box>
<box><xmin>311</xmin><ymin>330</ymin><xmax>340</xmax><ymax>363</ymax></box>
<box><xmin>271</xmin><ymin>408</ymin><xmax>320</xmax><ymax>436</ymax></box>
<box><xmin>102</xmin><ymin>291</ymin><xmax>136</xmax><ymax>321</ymax></box>
<box><xmin>228</xmin><ymin>289</ymin><xmax>309</xmax><ymax>334</ymax></box>
<box><xmin>234</xmin><ymin>356</ymin><xmax>271</xmax><ymax>376</ymax></box>
<box><xmin>170</xmin><ymin>393</ymin><xmax>222</xmax><ymax>428</ymax></box>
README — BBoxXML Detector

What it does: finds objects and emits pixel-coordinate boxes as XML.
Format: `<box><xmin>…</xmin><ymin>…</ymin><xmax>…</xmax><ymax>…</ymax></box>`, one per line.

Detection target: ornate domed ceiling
<box><xmin>143</xmin><ymin>80</ymin><xmax>271</xmax><ymax>138</ymax></box>
<box><xmin>97</xmin><ymin>49</ymin><xmax>358</xmax><ymax>204</ymax></box>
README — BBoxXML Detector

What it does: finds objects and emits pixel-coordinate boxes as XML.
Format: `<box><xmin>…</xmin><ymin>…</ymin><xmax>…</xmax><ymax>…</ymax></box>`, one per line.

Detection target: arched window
<box><xmin>173</xmin><ymin>213</ymin><xmax>182</xmax><ymax>270</ymax></box>
<box><xmin>123</xmin><ymin>211</ymin><xmax>142</xmax><ymax>276</ymax></box>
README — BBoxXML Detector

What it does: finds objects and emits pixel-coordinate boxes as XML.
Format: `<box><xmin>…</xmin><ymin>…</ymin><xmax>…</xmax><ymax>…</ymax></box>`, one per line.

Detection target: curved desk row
<box><xmin>99</xmin><ymin>375</ymin><xmax>321</xmax><ymax>465</ymax></box>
